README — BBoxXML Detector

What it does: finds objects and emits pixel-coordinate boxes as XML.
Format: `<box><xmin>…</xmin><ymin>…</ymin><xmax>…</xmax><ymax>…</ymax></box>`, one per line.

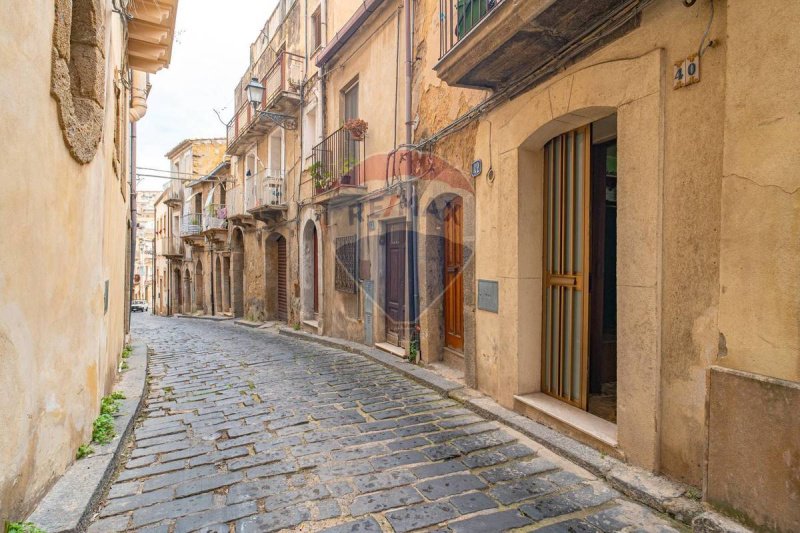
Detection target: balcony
<box><xmin>226</xmin><ymin>52</ymin><xmax>304</xmax><ymax>156</ymax></box>
<box><xmin>225</xmin><ymin>185</ymin><xmax>255</xmax><ymax>227</ymax></box>
<box><xmin>159</xmin><ymin>235</ymin><xmax>184</xmax><ymax>258</ymax></box>
<box><xmin>164</xmin><ymin>188</ymin><xmax>182</xmax><ymax>207</ymax></box>
<box><xmin>246</xmin><ymin>171</ymin><xmax>288</xmax><ymax>222</ymax></box>
<box><xmin>311</xmin><ymin>127</ymin><xmax>366</xmax><ymax>206</ymax></box>
<box><xmin>435</xmin><ymin>0</ymin><xmax>640</xmax><ymax>89</ymax></box>
<box><xmin>180</xmin><ymin>213</ymin><xmax>204</xmax><ymax>244</ymax></box>
<box><xmin>201</xmin><ymin>204</ymin><xmax>229</xmax><ymax>241</ymax></box>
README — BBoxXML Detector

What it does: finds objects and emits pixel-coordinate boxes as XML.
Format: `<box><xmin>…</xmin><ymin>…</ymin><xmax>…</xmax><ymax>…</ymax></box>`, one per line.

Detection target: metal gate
<box><xmin>542</xmin><ymin>125</ymin><xmax>591</xmax><ymax>408</ymax></box>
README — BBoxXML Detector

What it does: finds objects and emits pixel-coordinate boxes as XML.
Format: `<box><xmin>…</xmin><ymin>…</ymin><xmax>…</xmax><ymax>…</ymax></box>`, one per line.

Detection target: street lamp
<box><xmin>246</xmin><ymin>77</ymin><xmax>265</xmax><ymax>110</ymax></box>
<box><xmin>242</xmin><ymin>76</ymin><xmax>297</xmax><ymax>130</ymax></box>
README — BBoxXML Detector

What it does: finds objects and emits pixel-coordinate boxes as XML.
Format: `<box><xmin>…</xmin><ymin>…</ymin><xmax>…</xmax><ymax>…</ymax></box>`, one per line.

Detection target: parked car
<box><xmin>131</xmin><ymin>300</ymin><xmax>148</xmax><ymax>313</ymax></box>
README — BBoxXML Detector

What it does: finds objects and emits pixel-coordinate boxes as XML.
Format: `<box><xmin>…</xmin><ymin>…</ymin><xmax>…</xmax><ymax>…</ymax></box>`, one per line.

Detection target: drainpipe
<box><xmin>152</xmin><ymin>235</ymin><xmax>156</xmax><ymax>313</ymax></box>
<box><xmin>403</xmin><ymin>0</ymin><xmax>419</xmax><ymax>355</ymax></box>
<box><xmin>129</xmin><ymin>70</ymin><xmax>149</xmax><ymax>122</ymax></box>
<box><xmin>129</xmin><ymin>121</ymin><xmax>137</xmax><ymax>331</ymax></box>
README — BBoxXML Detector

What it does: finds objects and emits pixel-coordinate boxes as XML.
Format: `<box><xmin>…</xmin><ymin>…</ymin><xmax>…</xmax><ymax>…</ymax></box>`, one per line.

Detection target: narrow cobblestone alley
<box><xmin>89</xmin><ymin>315</ymin><xmax>681</xmax><ymax>533</ymax></box>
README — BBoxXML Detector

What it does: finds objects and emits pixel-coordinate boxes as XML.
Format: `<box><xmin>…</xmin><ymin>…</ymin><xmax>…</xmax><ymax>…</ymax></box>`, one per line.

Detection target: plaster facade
<box><xmin>0</xmin><ymin>0</ymin><xmax>177</xmax><ymax>520</ymax></box>
<box><xmin>411</xmin><ymin>0</ymin><xmax>799</xmax><ymax>529</ymax></box>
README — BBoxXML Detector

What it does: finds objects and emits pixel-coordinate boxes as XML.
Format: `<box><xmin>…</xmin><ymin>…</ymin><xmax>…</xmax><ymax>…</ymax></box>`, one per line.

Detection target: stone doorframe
<box><xmin>300</xmin><ymin>210</ymin><xmax>323</xmax><ymax>323</ymax></box>
<box><xmin>475</xmin><ymin>50</ymin><xmax>664</xmax><ymax>470</ymax></box>
<box><xmin>418</xmin><ymin>188</ymin><xmax>477</xmax><ymax>387</ymax></box>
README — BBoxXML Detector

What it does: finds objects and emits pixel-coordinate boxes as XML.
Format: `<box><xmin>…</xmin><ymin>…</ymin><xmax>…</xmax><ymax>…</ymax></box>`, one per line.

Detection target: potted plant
<box><xmin>343</xmin><ymin>118</ymin><xmax>368</xmax><ymax>141</ymax></box>
<box><xmin>309</xmin><ymin>161</ymin><xmax>328</xmax><ymax>193</ymax></box>
<box><xmin>340</xmin><ymin>157</ymin><xmax>358</xmax><ymax>185</ymax></box>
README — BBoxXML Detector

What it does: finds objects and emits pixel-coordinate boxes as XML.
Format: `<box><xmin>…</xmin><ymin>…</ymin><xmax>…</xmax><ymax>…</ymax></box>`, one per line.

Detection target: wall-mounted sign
<box><xmin>471</xmin><ymin>159</ymin><xmax>482</xmax><ymax>177</ymax></box>
<box><xmin>477</xmin><ymin>279</ymin><xmax>499</xmax><ymax>313</ymax></box>
<box><xmin>673</xmin><ymin>54</ymin><xmax>700</xmax><ymax>89</ymax></box>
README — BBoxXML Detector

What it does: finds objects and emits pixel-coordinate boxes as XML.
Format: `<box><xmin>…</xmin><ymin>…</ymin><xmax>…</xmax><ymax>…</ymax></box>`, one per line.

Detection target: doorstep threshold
<box><xmin>514</xmin><ymin>392</ymin><xmax>618</xmax><ymax>448</ymax></box>
<box><xmin>303</xmin><ymin>319</ymin><xmax>319</xmax><ymax>328</ymax></box>
<box><xmin>375</xmin><ymin>342</ymin><xmax>406</xmax><ymax>358</ymax></box>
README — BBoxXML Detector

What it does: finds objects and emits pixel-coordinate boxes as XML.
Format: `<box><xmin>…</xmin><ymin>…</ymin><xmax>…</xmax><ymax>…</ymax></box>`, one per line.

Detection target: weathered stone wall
<box><xmin>0</xmin><ymin>1</ymin><xmax>129</xmax><ymax>520</ymax></box>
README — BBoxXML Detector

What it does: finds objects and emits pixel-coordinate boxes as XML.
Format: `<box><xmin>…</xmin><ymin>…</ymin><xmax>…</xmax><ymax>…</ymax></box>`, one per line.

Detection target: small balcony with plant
<box><xmin>201</xmin><ymin>203</ymin><xmax>228</xmax><ymax>240</ymax></box>
<box><xmin>310</xmin><ymin>121</ymin><xmax>367</xmax><ymax>205</ymax></box>
<box><xmin>180</xmin><ymin>213</ymin><xmax>204</xmax><ymax>244</ymax></box>
<box><xmin>435</xmin><ymin>0</ymin><xmax>640</xmax><ymax>89</ymax></box>
<box><xmin>246</xmin><ymin>170</ymin><xmax>288</xmax><ymax>222</ymax></box>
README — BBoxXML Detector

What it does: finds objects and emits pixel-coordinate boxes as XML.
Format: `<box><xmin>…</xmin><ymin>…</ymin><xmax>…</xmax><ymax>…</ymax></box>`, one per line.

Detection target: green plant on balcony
<box><xmin>309</xmin><ymin>161</ymin><xmax>331</xmax><ymax>192</ymax></box>
<box><xmin>341</xmin><ymin>157</ymin><xmax>358</xmax><ymax>185</ymax></box>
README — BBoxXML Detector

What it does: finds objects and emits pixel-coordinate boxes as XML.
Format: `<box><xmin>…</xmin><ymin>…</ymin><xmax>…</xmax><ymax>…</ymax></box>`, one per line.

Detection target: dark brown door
<box><xmin>385</xmin><ymin>221</ymin><xmax>406</xmax><ymax>344</ymax></box>
<box><xmin>313</xmin><ymin>226</ymin><xmax>319</xmax><ymax>314</ymax></box>
<box><xmin>277</xmin><ymin>236</ymin><xmax>288</xmax><ymax>322</ymax></box>
<box><xmin>444</xmin><ymin>198</ymin><xmax>464</xmax><ymax>350</ymax></box>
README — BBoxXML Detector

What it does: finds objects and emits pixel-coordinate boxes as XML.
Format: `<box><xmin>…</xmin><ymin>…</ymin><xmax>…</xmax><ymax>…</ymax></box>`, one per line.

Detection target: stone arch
<box><xmin>230</xmin><ymin>228</ymin><xmax>245</xmax><ymax>317</ymax></box>
<box><xmin>172</xmin><ymin>267</ymin><xmax>182</xmax><ymax>315</ymax></box>
<box><xmin>195</xmin><ymin>260</ymin><xmax>205</xmax><ymax>314</ymax></box>
<box><xmin>215</xmin><ymin>255</ymin><xmax>223</xmax><ymax>315</ymax></box>
<box><xmin>300</xmin><ymin>218</ymin><xmax>321</xmax><ymax>321</ymax></box>
<box><xmin>183</xmin><ymin>268</ymin><xmax>192</xmax><ymax>314</ymax></box>
<box><xmin>487</xmin><ymin>51</ymin><xmax>663</xmax><ymax>470</ymax></box>
<box><xmin>264</xmin><ymin>232</ymin><xmax>288</xmax><ymax>322</ymax></box>
<box><xmin>51</xmin><ymin>0</ymin><xmax>106</xmax><ymax>164</ymax></box>
<box><xmin>418</xmin><ymin>187</ymin><xmax>477</xmax><ymax>386</ymax></box>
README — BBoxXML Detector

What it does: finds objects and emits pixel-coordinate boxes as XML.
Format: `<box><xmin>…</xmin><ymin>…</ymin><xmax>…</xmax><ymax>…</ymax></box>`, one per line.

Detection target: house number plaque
<box><xmin>477</xmin><ymin>279</ymin><xmax>499</xmax><ymax>313</ymax></box>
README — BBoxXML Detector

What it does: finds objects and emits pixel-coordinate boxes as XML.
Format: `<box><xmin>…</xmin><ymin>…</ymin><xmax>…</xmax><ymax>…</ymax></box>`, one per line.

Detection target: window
<box><xmin>343</xmin><ymin>81</ymin><xmax>359</xmax><ymax>122</ymax></box>
<box><xmin>303</xmin><ymin>102</ymin><xmax>318</xmax><ymax>162</ymax></box>
<box><xmin>311</xmin><ymin>7</ymin><xmax>322</xmax><ymax>51</ymax></box>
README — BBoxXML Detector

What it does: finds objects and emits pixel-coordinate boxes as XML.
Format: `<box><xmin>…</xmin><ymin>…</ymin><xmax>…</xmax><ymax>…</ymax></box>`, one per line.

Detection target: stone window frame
<box><xmin>51</xmin><ymin>0</ymin><xmax>106</xmax><ymax>164</ymax></box>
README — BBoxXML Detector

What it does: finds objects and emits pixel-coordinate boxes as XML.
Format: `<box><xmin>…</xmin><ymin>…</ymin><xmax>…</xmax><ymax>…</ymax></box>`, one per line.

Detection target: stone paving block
<box><xmin>480</xmin><ymin>457</ymin><xmax>558</xmax><ymax>483</ymax></box>
<box><xmin>451</xmin><ymin>430</ymin><xmax>516</xmax><ymax>454</ymax></box>
<box><xmin>107</xmin><ymin>480</ymin><xmax>139</xmax><ymax>499</ymax></box>
<box><xmin>414</xmin><ymin>473</ymin><xmax>487</xmax><ymax>500</ymax></box>
<box><xmin>462</xmin><ymin>449</ymin><xmax>508</xmax><ymax>469</ymax></box>
<box><xmin>385</xmin><ymin>501</ymin><xmax>460</xmax><ymax>532</ymax></box>
<box><xmin>448</xmin><ymin>491</ymin><xmax>498</xmax><ymax>514</ymax></box>
<box><xmin>317</xmin><ymin>460</ymin><xmax>375</xmax><ymax>481</ymax></box>
<box><xmin>370</xmin><ymin>450</ymin><xmax>428</xmax><ymax>469</ymax></box>
<box><xmin>332</xmin><ymin>444</ymin><xmax>389</xmax><ymax>462</ymax></box>
<box><xmin>227</xmin><ymin>476</ymin><xmax>290</xmax><ymax>504</ymax></box>
<box><xmin>117</xmin><ymin>459</ymin><xmax>186</xmax><ymax>482</ymax></box>
<box><xmin>161</xmin><ymin>445</ymin><xmax>215</xmax><ymax>463</ymax></box>
<box><xmin>131</xmin><ymin>440</ymin><xmax>191</xmax><ymax>458</ymax></box>
<box><xmin>236</xmin><ymin>503</ymin><xmax>312</xmax><ymax>532</ymax></box>
<box><xmin>173</xmin><ymin>501</ymin><xmax>258</xmax><ymax>533</ymax></box>
<box><xmin>353</xmin><ymin>470</ymin><xmax>417</xmax><ymax>493</ymax></box>
<box><xmin>263</xmin><ymin>484</ymin><xmax>331</xmax><ymax>509</ymax></box>
<box><xmin>448</xmin><ymin>509</ymin><xmax>533</xmax><ymax>533</ymax></box>
<box><xmin>228</xmin><ymin>449</ymin><xmax>285</xmax><ymax>470</ymax></box>
<box><xmin>100</xmin><ymin>487</ymin><xmax>174</xmax><ymax>517</ymax></box>
<box><xmin>174</xmin><ymin>471</ymin><xmax>244</xmax><ymax>498</ymax></box>
<box><xmin>349</xmin><ymin>486</ymin><xmax>424</xmax><ymax>515</ymax></box>
<box><xmin>87</xmin><ymin>515</ymin><xmax>130</xmax><ymax>533</ymax></box>
<box><xmin>536</xmin><ymin>519</ymin><xmax>603</xmax><ymax>532</ymax></box>
<box><xmin>315</xmin><ymin>498</ymin><xmax>343</xmax><ymax>520</ymax></box>
<box><xmin>131</xmin><ymin>493</ymin><xmax>214</xmax><ymax>527</ymax></box>
<box><xmin>319</xmin><ymin>516</ymin><xmax>382</xmax><ymax>532</ymax></box>
<box><xmin>142</xmin><ymin>464</ymin><xmax>217</xmax><ymax>492</ymax></box>
<box><xmin>488</xmin><ymin>476</ymin><xmax>559</xmax><ymax>505</ymax></box>
<box><xmin>410</xmin><ymin>459</ymin><xmax>468</xmax><ymax>479</ymax></box>
<box><xmin>422</xmin><ymin>443</ymin><xmax>463</xmax><ymax>461</ymax></box>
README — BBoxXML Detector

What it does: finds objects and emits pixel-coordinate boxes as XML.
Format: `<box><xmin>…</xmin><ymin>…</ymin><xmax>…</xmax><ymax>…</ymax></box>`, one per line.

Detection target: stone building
<box><xmin>0</xmin><ymin>0</ymin><xmax>178</xmax><ymax>520</ymax></box>
<box><xmin>217</xmin><ymin>0</ymin><xmax>798</xmax><ymax>529</ymax></box>
<box><xmin>134</xmin><ymin>190</ymin><xmax>159</xmax><ymax>302</ymax></box>
<box><xmin>154</xmin><ymin>138</ymin><xmax>228</xmax><ymax>317</ymax></box>
<box><xmin>412</xmin><ymin>0</ymin><xmax>799</xmax><ymax>531</ymax></box>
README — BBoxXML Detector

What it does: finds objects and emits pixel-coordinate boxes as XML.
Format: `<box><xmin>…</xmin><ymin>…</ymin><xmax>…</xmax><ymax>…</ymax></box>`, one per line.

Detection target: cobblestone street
<box><xmin>90</xmin><ymin>315</ymin><xmax>680</xmax><ymax>532</ymax></box>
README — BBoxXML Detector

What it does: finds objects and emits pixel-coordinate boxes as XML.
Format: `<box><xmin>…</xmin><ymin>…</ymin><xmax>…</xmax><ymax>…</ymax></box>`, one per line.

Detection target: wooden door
<box><xmin>277</xmin><ymin>236</ymin><xmax>288</xmax><ymax>321</ymax></box>
<box><xmin>385</xmin><ymin>221</ymin><xmax>406</xmax><ymax>344</ymax></box>
<box><xmin>444</xmin><ymin>198</ymin><xmax>464</xmax><ymax>350</ymax></box>
<box><xmin>542</xmin><ymin>125</ymin><xmax>591</xmax><ymax>409</ymax></box>
<box><xmin>313</xmin><ymin>226</ymin><xmax>319</xmax><ymax>314</ymax></box>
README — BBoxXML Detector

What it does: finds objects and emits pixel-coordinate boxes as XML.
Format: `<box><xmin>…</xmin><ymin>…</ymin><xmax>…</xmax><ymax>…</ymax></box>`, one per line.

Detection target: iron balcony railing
<box><xmin>439</xmin><ymin>0</ymin><xmax>504</xmax><ymax>58</ymax></box>
<box><xmin>311</xmin><ymin>126</ymin><xmax>365</xmax><ymax>195</ymax></box>
<box><xmin>158</xmin><ymin>235</ymin><xmax>184</xmax><ymax>256</ymax></box>
<box><xmin>226</xmin><ymin>51</ymin><xmax>304</xmax><ymax>148</ymax></box>
<box><xmin>180</xmin><ymin>213</ymin><xmax>202</xmax><ymax>236</ymax></box>
<box><xmin>203</xmin><ymin>204</ymin><xmax>228</xmax><ymax>231</ymax></box>
<box><xmin>246</xmin><ymin>170</ymin><xmax>287</xmax><ymax>210</ymax></box>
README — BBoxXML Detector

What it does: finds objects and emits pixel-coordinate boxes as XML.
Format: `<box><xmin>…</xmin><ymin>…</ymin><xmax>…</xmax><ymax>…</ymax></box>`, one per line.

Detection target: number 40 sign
<box><xmin>674</xmin><ymin>54</ymin><xmax>700</xmax><ymax>89</ymax></box>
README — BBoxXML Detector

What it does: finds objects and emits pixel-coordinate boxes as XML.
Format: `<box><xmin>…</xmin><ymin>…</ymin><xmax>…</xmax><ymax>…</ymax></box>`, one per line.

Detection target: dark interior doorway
<box><xmin>588</xmin><ymin>121</ymin><xmax>618</xmax><ymax>423</ymax></box>
<box><xmin>385</xmin><ymin>221</ymin><xmax>406</xmax><ymax>346</ymax></box>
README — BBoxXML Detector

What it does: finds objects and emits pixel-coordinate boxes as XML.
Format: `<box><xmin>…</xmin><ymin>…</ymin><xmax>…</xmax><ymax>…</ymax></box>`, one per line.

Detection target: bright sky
<box><xmin>136</xmin><ymin>0</ymin><xmax>279</xmax><ymax>191</ymax></box>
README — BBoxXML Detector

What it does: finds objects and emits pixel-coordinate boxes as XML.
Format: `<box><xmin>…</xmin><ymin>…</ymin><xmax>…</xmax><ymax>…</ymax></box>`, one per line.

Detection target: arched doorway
<box><xmin>215</xmin><ymin>256</ymin><xmax>223</xmax><ymax>315</ymax></box>
<box><xmin>265</xmin><ymin>233</ymin><xmax>288</xmax><ymax>322</ymax></box>
<box><xmin>231</xmin><ymin>229</ymin><xmax>245</xmax><ymax>317</ymax></box>
<box><xmin>301</xmin><ymin>220</ymin><xmax>320</xmax><ymax>320</ymax></box>
<box><xmin>183</xmin><ymin>268</ymin><xmax>192</xmax><ymax>314</ymax></box>
<box><xmin>172</xmin><ymin>267</ymin><xmax>182</xmax><ymax>315</ymax></box>
<box><xmin>195</xmin><ymin>260</ymin><xmax>205</xmax><ymax>314</ymax></box>
<box><xmin>222</xmin><ymin>256</ymin><xmax>231</xmax><ymax>314</ymax></box>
